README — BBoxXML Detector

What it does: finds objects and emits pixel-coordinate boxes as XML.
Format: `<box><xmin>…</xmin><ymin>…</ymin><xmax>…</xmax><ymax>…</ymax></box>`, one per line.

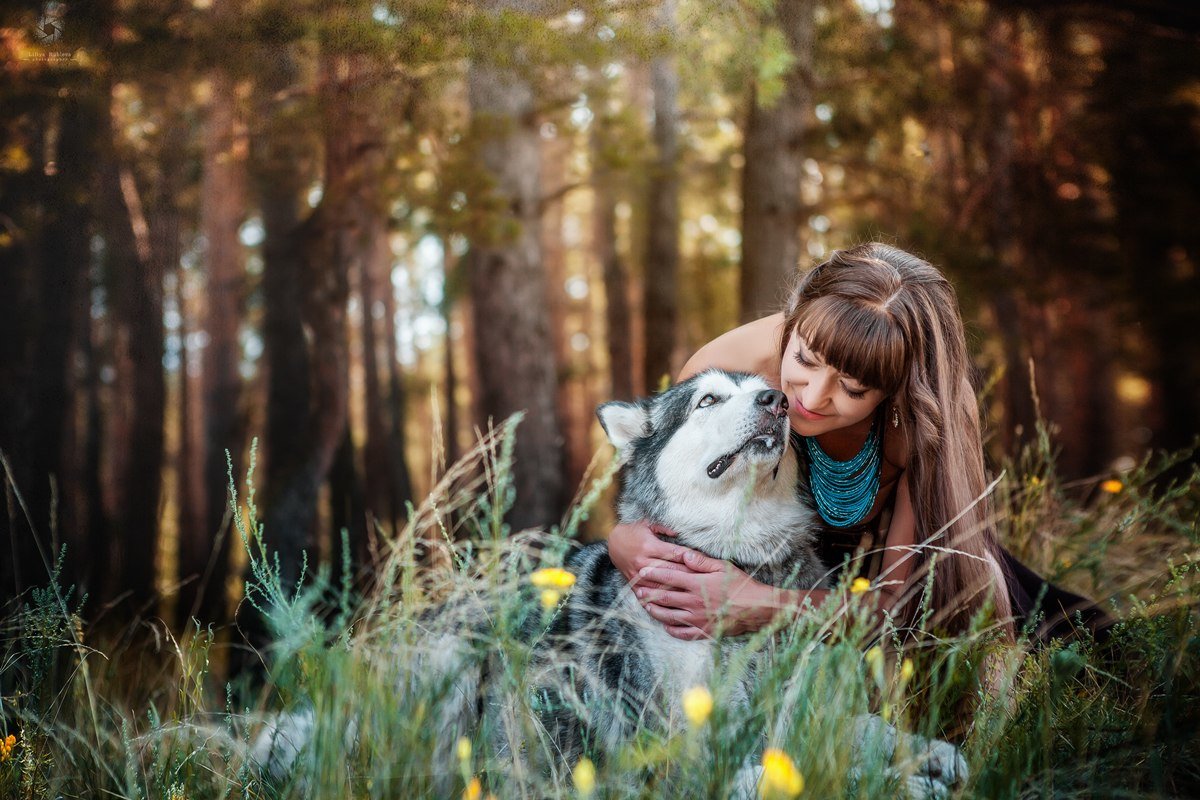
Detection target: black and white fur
<box><xmin>255</xmin><ymin>370</ymin><xmax>966</xmax><ymax>797</ymax></box>
<box><xmin>526</xmin><ymin>370</ymin><xmax>827</xmax><ymax>762</ymax></box>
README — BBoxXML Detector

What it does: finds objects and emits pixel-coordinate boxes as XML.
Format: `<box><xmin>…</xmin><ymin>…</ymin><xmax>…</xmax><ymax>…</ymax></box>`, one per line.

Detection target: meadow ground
<box><xmin>2</xmin><ymin>420</ymin><xmax>1197</xmax><ymax>799</ymax></box>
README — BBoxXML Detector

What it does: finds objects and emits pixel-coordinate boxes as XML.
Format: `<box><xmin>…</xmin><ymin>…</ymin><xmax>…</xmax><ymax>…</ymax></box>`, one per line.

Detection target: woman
<box><xmin>608</xmin><ymin>243</ymin><xmax>1102</xmax><ymax>643</ymax></box>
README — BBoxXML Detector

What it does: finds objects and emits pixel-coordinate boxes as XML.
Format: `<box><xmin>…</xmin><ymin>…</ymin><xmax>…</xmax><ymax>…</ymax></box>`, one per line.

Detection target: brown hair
<box><xmin>781</xmin><ymin>243</ymin><xmax>1014</xmax><ymax>639</ymax></box>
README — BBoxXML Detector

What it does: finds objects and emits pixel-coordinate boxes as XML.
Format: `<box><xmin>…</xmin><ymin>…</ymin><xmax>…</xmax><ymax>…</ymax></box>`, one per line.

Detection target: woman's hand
<box><xmin>607</xmin><ymin>520</ymin><xmax>691</xmax><ymax>589</ymax></box>
<box><xmin>635</xmin><ymin>550</ymin><xmax>786</xmax><ymax>640</ymax></box>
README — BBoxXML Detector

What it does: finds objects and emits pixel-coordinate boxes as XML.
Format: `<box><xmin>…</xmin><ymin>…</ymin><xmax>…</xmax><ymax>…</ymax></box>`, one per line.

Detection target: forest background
<box><xmin>1</xmin><ymin>0</ymin><xmax>1198</xmax><ymax>649</ymax></box>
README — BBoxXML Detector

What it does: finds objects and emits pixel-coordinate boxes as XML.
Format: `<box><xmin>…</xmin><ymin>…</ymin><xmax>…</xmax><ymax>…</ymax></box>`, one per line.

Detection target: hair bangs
<box><xmin>795</xmin><ymin>296</ymin><xmax>907</xmax><ymax>395</ymax></box>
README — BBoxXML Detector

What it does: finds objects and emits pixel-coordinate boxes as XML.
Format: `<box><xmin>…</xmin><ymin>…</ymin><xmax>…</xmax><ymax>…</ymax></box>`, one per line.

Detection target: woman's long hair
<box><xmin>780</xmin><ymin>243</ymin><xmax>1014</xmax><ymax>639</ymax></box>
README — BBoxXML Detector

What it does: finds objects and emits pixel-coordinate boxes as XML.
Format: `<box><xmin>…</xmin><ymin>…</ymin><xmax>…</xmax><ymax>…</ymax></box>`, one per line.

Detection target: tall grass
<box><xmin>1</xmin><ymin>421</ymin><xmax>1197</xmax><ymax>799</ymax></box>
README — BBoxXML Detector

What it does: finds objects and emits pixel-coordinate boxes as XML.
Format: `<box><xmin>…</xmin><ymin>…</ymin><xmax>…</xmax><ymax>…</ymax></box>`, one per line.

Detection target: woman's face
<box><xmin>779</xmin><ymin>328</ymin><xmax>886</xmax><ymax>436</ymax></box>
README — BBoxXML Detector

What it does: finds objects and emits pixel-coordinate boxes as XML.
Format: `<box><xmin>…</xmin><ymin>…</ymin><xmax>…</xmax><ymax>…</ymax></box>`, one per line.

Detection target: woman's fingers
<box><xmin>643</xmin><ymin>602</ymin><xmax>702</xmax><ymax>628</ymax></box>
<box><xmin>635</xmin><ymin>587</ymin><xmax>694</xmax><ymax>610</ymax></box>
<box><xmin>663</xmin><ymin>625</ymin><xmax>708</xmax><ymax>641</ymax></box>
<box><xmin>637</xmin><ymin>565</ymin><xmax>701</xmax><ymax>591</ymax></box>
<box><xmin>642</xmin><ymin>538</ymin><xmax>692</xmax><ymax>566</ymax></box>
<box><xmin>628</xmin><ymin>559</ymin><xmax>688</xmax><ymax>589</ymax></box>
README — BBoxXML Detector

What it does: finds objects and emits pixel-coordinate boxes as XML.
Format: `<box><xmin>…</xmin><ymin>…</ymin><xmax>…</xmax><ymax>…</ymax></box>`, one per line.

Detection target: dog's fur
<box><xmin>256</xmin><ymin>369</ymin><xmax>966</xmax><ymax>797</ymax></box>
<box><xmin>528</xmin><ymin>370</ymin><xmax>825</xmax><ymax>754</ymax></box>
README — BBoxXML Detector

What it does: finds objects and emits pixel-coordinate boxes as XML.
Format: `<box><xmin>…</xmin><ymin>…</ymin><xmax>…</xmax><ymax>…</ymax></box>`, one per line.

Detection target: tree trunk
<box><xmin>183</xmin><ymin>59</ymin><xmax>247</xmax><ymax>625</ymax></box>
<box><xmin>380</xmin><ymin>243</ymin><xmax>414</xmax><ymax>517</ymax></box>
<box><xmin>984</xmin><ymin>7</ymin><xmax>1036</xmax><ymax>452</ymax></box>
<box><xmin>592</xmin><ymin>129</ymin><xmax>635</xmax><ymax>402</ymax></box>
<box><xmin>117</xmin><ymin>141</ymin><xmax>168</xmax><ymax>618</ymax></box>
<box><xmin>258</xmin><ymin>49</ymin><xmax>383</xmax><ymax>592</ymax></box>
<box><xmin>0</xmin><ymin>93</ymin><xmax>96</xmax><ymax>605</ymax></box>
<box><xmin>739</xmin><ymin>0</ymin><xmax>814</xmax><ymax>322</ymax></box>
<box><xmin>466</xmin><ymin>52</ymin><xmax>567</xmax><ymax>533</ymax></box>
<box><xmin>643</xmin><ymin>0</ymin><xmax>682</xmax><ymax>391</ymax></box>
<box><xmin>358</xmin><ymin>209</ymin><xmax>403</xmax><ymax>541</ymax></box>
<box><xmin>541</xmin><ymin>134</ymin><xmax>590</xmax><ymax>491</ymax></box>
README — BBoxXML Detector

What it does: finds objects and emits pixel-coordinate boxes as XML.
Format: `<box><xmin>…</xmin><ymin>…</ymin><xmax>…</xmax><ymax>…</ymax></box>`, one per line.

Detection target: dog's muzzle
<box><xmin>706</xmin><ymin>399</ymin><xmax>790</xmax><ymax>480</ymax></box>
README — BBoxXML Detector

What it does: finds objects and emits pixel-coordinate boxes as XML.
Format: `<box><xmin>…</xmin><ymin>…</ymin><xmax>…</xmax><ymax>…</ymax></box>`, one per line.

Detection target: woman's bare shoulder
<box><xmin>679</xmin><ymin>313</ymin><xmax>787</xmax><ymax>383</ymax></box>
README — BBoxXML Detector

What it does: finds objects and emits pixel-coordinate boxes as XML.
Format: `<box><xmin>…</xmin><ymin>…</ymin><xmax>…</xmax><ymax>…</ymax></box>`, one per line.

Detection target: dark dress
<box><xmin>795</xmin><ymin>430</ymin><xmax>1112</xmax><ymax>643</ymax></box>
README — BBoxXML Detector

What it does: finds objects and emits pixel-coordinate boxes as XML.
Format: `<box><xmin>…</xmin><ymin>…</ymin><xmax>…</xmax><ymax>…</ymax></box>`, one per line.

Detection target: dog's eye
<box><xmin>697</xmin><ymin>394</ymin><xmax>717</xmax><ymax>408</ymax></box>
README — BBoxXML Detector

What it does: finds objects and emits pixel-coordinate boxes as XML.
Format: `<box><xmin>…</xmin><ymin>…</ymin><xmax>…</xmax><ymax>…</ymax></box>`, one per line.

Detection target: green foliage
<box><xmin>2</xmin><ymin>420</ymin><xmax>1198</xmax><ymax>798</ymax></box>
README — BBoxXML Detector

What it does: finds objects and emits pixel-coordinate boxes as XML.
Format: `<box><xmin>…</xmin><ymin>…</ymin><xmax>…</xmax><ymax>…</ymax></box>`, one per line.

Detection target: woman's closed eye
<box><xmin>795</xmin><ymin>348</ymin><xmax>869</xmax><ymax>399</ymax></box>
<box><xmin>843</xmin><ymin>385</ymin><xmax>867</xmax><ymax>400</ymax></box>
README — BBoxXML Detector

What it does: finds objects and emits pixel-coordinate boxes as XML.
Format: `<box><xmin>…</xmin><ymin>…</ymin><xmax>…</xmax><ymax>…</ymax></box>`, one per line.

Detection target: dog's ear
<box><xmin>596</xmin><ymin>401</ymin><xmax>650</xmax><ymax>450</ymax></box>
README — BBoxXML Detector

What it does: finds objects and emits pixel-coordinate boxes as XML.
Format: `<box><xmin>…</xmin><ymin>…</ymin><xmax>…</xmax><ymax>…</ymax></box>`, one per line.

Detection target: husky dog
<box><xmin>529</xmin><ymin>369</ymin><xmax>827</xmax><ymax>759</ymax></box>
<box><xmin>256</xmin><ymin>369</ymin><xmax>966</xmax><ymax>797</ymax></box>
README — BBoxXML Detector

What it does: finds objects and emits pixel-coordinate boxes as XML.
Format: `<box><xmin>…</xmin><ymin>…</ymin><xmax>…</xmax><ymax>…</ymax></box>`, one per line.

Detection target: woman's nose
<box><xmin>800</xmin><ymin>374</ymin><xmax>833</xmax><ymax>410</ymax></box>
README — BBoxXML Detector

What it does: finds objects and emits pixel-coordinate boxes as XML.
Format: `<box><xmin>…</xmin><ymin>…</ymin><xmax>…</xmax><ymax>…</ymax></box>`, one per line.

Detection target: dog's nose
<box><xmin>755</xmin><ymin>389</ymin><xmax>788</xmax><ymax>416</ymax></box>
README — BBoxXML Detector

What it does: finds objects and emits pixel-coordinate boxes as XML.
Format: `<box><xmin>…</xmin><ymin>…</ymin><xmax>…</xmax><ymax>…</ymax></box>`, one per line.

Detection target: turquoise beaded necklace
<box><xmin>802</xmin><ymin>417</ymin><xmax>881</xmax><ymax>528</ymax></box>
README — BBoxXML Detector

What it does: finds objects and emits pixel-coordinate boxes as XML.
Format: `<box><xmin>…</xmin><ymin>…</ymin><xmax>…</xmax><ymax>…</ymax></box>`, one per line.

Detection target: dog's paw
<box><xmin>910</xmin><ymin>735</ymin><xmax>968</xmax><ymax>787</ymax></box>
<box><xmin>894</xmin><ymin>733</ymin><xmax>968</xmax><ymax>799</ymax></box>
<box><xmin>902</xmin><ymin>772</ymin><xmax>954</xmax><ymax>800</ymax></box>
<box><xmin>252</xmin><ymin>708</ymin><xmax>315</xmax><ymax>779</ymax></box>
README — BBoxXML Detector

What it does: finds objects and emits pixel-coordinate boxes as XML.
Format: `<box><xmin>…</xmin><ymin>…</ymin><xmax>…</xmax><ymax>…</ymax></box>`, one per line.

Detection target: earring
<box><xmin>892</xmin><ymin>404</ymin><xmax>900</xmax><ymax>428</ymax></box>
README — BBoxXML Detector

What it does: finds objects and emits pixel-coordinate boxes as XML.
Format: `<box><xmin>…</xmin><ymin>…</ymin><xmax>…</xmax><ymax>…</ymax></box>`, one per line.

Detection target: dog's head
<box><xmin>597</xmin><ymin>369</ymin><xmax>813</xmax><ymax>566</ymax></box>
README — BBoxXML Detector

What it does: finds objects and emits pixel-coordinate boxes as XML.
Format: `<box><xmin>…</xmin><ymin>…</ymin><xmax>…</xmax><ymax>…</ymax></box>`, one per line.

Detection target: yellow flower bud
<box><xmin>463</xmin><ymin>777</ymin><xmax>482</xmax><ymax>800</ymax></box>
<box><xmin>849</xmin><ymin>577</ymin><xmax>871</xmax><ymax>595</ymax></box>
<box><xmin>540</xmin><ymin>589</ymin><xmax>562</xmax><ymax>610</ymax></box>
<box><xmin>456</xmin><ymin>736</ymin><xmax>472</xmax><ymax>763</ymax></box>
<box><xmin>760</xmin><ymin>748</ymin><xmax>804</xmax><ymax>798</ymax></box>
<box><xmin>1100</xmin><ymin>479</ymin><xmax>1123</xmax><ymax>494</ymax></box>
<box><xmin>682</xmin><ymin>685</ymin><xmax>713</xmax><ymax>727</ymax></box>
<box><xmin>531</xmin><ymin>567</ymin><xmax>577</xmax><ymax>590</ymax></box>
<box><xmin>899</xmin><ymin>658</ymin><xmax>914</xmax><ymax>682</ymax></box>
<box><xmin>864</xmin><ymin>646</ymin><xmax>883</xmax><ymax>669</ymax></box>
<box><xmin>573</xmin><ymin>757</ymin><xmax>596</xmax><ymax>797</ymax></box>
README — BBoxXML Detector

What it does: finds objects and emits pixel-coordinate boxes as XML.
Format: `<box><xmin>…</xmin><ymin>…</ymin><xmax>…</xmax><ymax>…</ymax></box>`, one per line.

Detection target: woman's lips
<box><xmin>792</xmin><ymin>398</ymin><xmax>827</xmax><ymax>420</ymax></box>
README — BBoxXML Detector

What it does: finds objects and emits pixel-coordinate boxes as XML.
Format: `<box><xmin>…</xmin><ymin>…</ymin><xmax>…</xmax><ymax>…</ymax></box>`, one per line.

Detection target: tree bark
<box><xmin>984</xmin><ymin>7</ymin><xmax>1037</xmax><ymax>452</ymax></box>
<box><xmin>541</xmin><ymin>134</ymin><xmax>590</xmax><ymax>491</ymax></box>
<box><xmin>380</xmin><ymin>237</ymin><xmax>414</xmax><ymax>520</ymax></box>
<box><xmin>592</xmin><ymin>128</ymin><xmax>635</xmax><ymax>401</ymax></box>
<box><xmin>642</xmin><ymin>0</ymin><xmax>682</xmax><ymax>391</ymax></box>
<box><xmin>739</xmin><ymin>0</ymin><xmax>814</xmax><ymax>322</ymax></box>
<box><xmin>0</xmin><ymin>92</ymin><xmax>96</xmax><ymax>606</ymax></box>
<box><xmin>466</xmin><ymin>51</ymin><xmax>568</xmax><ymax>533</ymax></box>
<box><xmin>183</xmin><ymin>59</ymin><xmax>247</xmax><ymax>625</ymax></box>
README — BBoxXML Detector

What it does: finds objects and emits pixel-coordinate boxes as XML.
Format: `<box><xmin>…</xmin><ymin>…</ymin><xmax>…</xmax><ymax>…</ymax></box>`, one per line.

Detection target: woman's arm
<box><xmin>636</xmin><ymin>472</ymin><xmax>919</xmax><ymax>638</ymax></box>
<box><xmin>678</xmin><ymin>313</ymin><xmax>787</xmax><ymax>383</ymax></box>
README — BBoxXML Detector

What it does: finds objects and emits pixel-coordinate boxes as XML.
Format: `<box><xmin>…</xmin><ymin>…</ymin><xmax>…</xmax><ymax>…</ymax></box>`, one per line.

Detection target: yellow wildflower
<box><xmin>573</xmin><ymin>757</ymin><xmax>596</xmax><ymax>797</ymax></box>
<box><xmin>540</xmin><ymin>589</ymin><xmax>562</xmax><ymax>610</ymax></box>
<box><xmin>1100</xmin><ymin>479</ymin><xmax>1123</xmax><ymax>494</ymax></box>
<box><xmin>760</xmin><ymin>748</ymin><xmax>804</xmax><ymax>798</ymax></box>
<box><xmin>849</xmin><ymin>577</ymin><xmax>871</xmax><ymax>595</ymax></box>
<box><xmin>0</xmin><ymin>733</ymin><xmax>15</xmax><ymax>762</ymax></box>
<box><xmin>1027</xmin><ymin>475</ymin><xmax>1043</xmax><ymax>487</ymax></box>
<box><xmin>456</xmin><ymin>736</ymin><xmax>472</xmax><ymax>763</ymax></box>
<box><xmin>864</xmin><ymin>646</ymin><xmax>883</xmax><ymax>669</ymax></box>
<box><xmin>531</xmin><ymin>567</ymin><xmax>577</xmax><ymax>590</ymax></box>
<box><xmin>682</xmin><ymin>685</ymin><xmax>713</xmax><ymax>727</ymax></box>
<box><xmin>899</xmin><ymin>658</ymin><xmax>914</xmax><ymax>682</ymax></box>
<box><xmin>463</xmin><ymin>776</ymin><xmax>482</xmax><ymax>800</ymax></box>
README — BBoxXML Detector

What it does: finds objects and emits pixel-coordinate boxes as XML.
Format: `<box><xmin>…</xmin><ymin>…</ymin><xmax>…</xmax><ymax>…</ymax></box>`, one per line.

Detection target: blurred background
<box><xmin>1</xmin><ymin>0</ymin><xmax>1197</xmax><ymax>631</ymax></box>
